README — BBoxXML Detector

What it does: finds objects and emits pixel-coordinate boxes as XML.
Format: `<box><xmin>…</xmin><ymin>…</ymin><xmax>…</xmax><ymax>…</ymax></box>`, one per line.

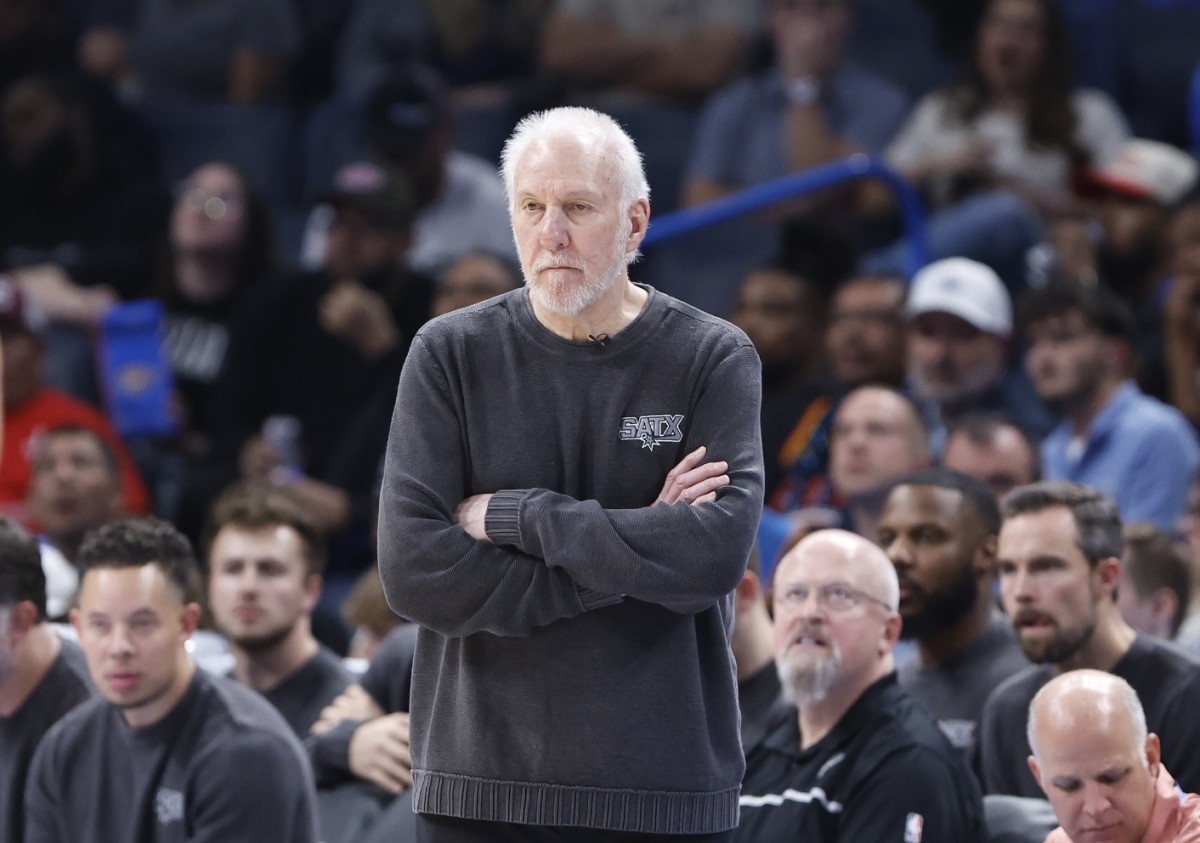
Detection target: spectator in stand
<box><xmin>0</xmin><ymin>69</ymin><xmax>165</xmax><ymax>398</ymax></box>
<box><xmin>866</xmin><ymin>0</ymin><xmax>1129</xmax><ymax>288</ymax></box>
<box><xmin>877</xmin><ymin>468</ymin><xmax>1028</xmax><ymax>771</ymax></box>
<box><xmin>201</xmin><ymin>160</ymin><xmax>431</xmax><ymax>549</ymax></box>
<box><xmin>821</xmin><ymin>384</ymin><xmax>932</xmax><ymax>538</ymax></box>
<box><xmin>303</xmin><ymin>66</ymin><xmax>516</xmax><ymax>278</ymax></box>
<box><xmin>309</xmin><ymin>623</ymin><xmax>419</xmax><ymax>843</ymax></box>
<box><xmin>0</xmin><ymin>0</ymin><xmax>76</xmax><ymax>92</ymax></box>
<box><xmin>887</xmin><ymin>0</ymin><xmax>1128</xmax><ymax>217</ymax></box>
<box><xmin>730</xmin><ymin>258</ymin><xmax>829</xmax><ymax>497</ymax></box>
<box><xmin>126</xmin><ymin>160</ymin><xmax>279</xmax><ymax>524</ymax></box>
<box><xmin>905</xmin><ymin>257</ymin><xmax>1053</xmax><ymax>454</ymax></box>
<box><xmin>205</xmin><ymin>483</ymin><xmax>351</xmax><ymax>737</ymax></box>
<box><xmin>26</xmin><ymin>425</ymin><xmax>126</xmax><ymax>619</ymax></box>
<box><xmin>429</xmin><ymin>250</ymin><xmax>520</xmax><ymax>319</ymax></box>
<box><xmin>0</xmin><ymin>276</ymin><xmax>149</xmax><ymax>521</ymax></box>
<box><xmin>0</xmin><ymin>515</ymin><xmax>93</xmax><ymax>843</ymax></box>
<box><xmin>737</xmin><ymin>529</ymin><xmax>985</xmax><ymax>842</ymax></box>
<box><xmin>767</xmin><ymin>274</ymin><xmax>907</xmax><ymax>512</ymax></box>
<box><xmin>943</xmin><ymin>412</ymin><xmax>1041</xmax><ymax>502</ymax></box>
<box><xmin>1118</xmin><ymin>523</ymin><xmax>1192</xmax><ymax>646</ymax></box>
<box><xmin>683</xmin><ymin>0</ymin><xmax>909</xmax><ymax>210</ymax></box>
<box><xmin>1021</xmin><ymin>283</ymin><xmax>1200</xmax><ymax>529</ymax></box>
<box><xmin>980</xmin><ymin>482</ymin><xmax>1200</xmax><ymax>798</ymax></box>
<box><xmin>1028</xmin><ymin>670</ymin><xmax>1200</xmax><ymax>843</ymax></box>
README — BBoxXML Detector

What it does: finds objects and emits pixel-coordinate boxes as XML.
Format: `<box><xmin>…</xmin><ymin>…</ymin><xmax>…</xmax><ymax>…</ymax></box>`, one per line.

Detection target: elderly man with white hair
<box><xmin>736</xmin><ymin>529</ymin><xmax>985</xmax><ymax>842</ymax></box>
<box><xmin>1028</xmin><ymin>669</ymin><xmax>1200</xmax><ymax>843</ymax></box>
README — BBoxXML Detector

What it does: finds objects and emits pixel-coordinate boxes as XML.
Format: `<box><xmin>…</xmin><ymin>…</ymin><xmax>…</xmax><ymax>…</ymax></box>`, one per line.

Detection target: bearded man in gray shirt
<box><xmin>378</xmin><ymin>106</ymin><xmax>764</xmax><ymax>841</ymax></box>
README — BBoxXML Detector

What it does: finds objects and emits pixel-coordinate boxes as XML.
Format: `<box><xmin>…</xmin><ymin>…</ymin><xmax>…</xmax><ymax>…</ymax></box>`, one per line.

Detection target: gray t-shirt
<box><xmin>378</xmin><ymin>285</ymin><xmax>764</xmax><ymax>833</ymax></box>
<box><xmin>26</xmin><ymin>669</ymin><xmax>318</xmax><ymax>842</ymax></box>
<box><xmin>0</xmin><ymin>638</ymin><xmax>92</xmax><ymax>843</ymax></box>
<box><xmin>898</xmin><ymin>615</ymin><xmax>1029</xmax><ymax>774</ymax></box>
<box><xmin>261</xmin><ymin>646</ymin><xmax>352</xmax><ymax>738</ymax></box>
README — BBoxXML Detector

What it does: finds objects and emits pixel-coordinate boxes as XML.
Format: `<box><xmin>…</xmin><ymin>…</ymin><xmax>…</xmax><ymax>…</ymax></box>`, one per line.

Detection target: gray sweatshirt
<box><xmin>378</xmin><ymin>285</ymin><xmax>764</xmax><ymax>834</ymax></box>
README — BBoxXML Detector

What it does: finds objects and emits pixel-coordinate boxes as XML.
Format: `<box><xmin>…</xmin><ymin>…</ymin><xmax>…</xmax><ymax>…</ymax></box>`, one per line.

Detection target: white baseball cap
<box><xmin>905</xmin><ymin>257</ymin><xmax>1012</xmax><ymax>336</ymax></box>
<box><xmin>1084</xmin><ymin>139</ymin><xmax>1198</xmax><ymax>206</ymax></box>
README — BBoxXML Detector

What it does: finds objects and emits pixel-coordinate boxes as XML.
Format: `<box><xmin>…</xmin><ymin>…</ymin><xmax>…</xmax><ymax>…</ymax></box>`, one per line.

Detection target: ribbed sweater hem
<box><xmin>411</xmin><ymin>770</ymin><xmax>741</xmax><ymax>833</ymax></box>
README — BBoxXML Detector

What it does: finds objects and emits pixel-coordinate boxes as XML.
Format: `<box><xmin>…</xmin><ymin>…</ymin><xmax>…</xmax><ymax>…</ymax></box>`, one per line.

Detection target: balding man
<box><xmin>737</xmin><ymin>530</ymin><xmax>984</xmax><ymax>842</ymax></box>
<box><xmin>1028</xmin><ymin>670</ymin><xmax>1200</xmax><ymax>843</ymax></box>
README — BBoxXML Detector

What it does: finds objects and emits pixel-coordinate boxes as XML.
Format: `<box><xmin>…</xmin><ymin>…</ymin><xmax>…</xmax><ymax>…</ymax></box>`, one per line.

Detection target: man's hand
<box><xmin>311</xmin><ymin>685</ymin><xmax>384</xmax><ymax>735</ymax></box>
<box><xmin>348</xmin><ymin>713</ymin><xmax>413</xmax><ymax>794</ymax></box>
<box><xmin>454</xmin><ymin>493</ymin><xmax>494</xmax><ymax>541</ymax></box>
<box><xmin>319</xmin><ymin>278</ymin><xmax>401</xmax><ymax>360</ymax></box>
<box><xmin>655</xmin><ymin>446</ymin><xmax>730</xmax><ymax>506</ymax></box>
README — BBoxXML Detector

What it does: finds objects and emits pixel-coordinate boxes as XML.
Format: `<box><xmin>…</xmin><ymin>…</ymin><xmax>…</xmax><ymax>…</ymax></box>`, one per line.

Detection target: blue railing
<box><xmin>643</xmin><ymin>154</ymin><xmax>930</xmax><ymax>279</ymax></box>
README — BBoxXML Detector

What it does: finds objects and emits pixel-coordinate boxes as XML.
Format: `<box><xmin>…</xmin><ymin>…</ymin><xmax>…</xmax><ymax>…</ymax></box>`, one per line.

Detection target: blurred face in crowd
<box><xmin>208</xmin><ymin>524</ymin><xmax>318</xmax><ymax>653</ymax></box>
<box><xmin>431</xmin><ymin>253</ymin><xmax>517</xmax><ymax>318</ymax></box>
<box><xmin>1030</xmin><ymin>686</ymin><xmax>1160</xmax><ymax>843</ymax></box>
<box><xmin>768</xmin><ymin>0</ymin><xmax>852</xmax><ymax>79</ymax></box>
<box><xmin>1168</xmin><ymin>204</ymin><xmax>1200</xmax><ymax>334</ymax></box>
<box><xmin>908</xmin><ymin>312</ymin><xmax>1006</xmax><ymax>404</ymax></box>
<box><xmin>997</xmin><ymin>506</ymin><xmax>1114</xmax><ymax>665</ymax></box>
<box><xmin>943</xmin><ymin>425</ymin><xmax>1038</xmax><ymax>501</ymax></box>
<box><xmin>1024</xmin><ymin>310</ymin><xmax>1110</xmax><ymax>413</ymax></box>
<box><xmin>772</xmin><ymin>531</ymin><xmax>899</xmax><ymax>705</ymax></box>
<box><xmin>28</xmin><ymin>431</ymin><xmax>122</xmax><ymax>547</ymax></box>
<box><xmin>324</xmin><ymin>205</ymin><xmax>409</xmax><ymax>281</ymax></box>
<box><xmin>731</xmin><ymin>268</ymin><xmax>822</xmax><ymax>374</ymax></box>
<box><xmin>511</xmin><ymin>134</ymin><xmax>645</xmax><ymax>317</ymax></box>
<box><xmin>824</xmin><ymin>277</ymin><xmax>906</xmax><ymax>387</ymax></box>
<box><xmin>1</xmin><ymin>75</ymin><xmax>78</xmax><ymax>183</ymax></box>
<box><xmin>977</xmin><ymin>0</ymin><xmax>1047</xmax><ymax>98</ymax></box>
<box><xmin>1095</xmin><ymin>192</ymin><xmax>1165</xmax><ymax>266</ymax></box>
<box><xmin>877</xmin><ymin>484</ymin><xmax>989</xmax><ymax>640</ymax></box>
<box><xmin>172</xmin><ymin>163</ymin><xmax>248</xmax><ymax>257</ymax></box>
<box><xmin>73</xmin><ymin>562</ymin><xmax>199</xmax><ymax>728</ymax></box>
<box><xmin>830</xmin><ymin>387</ymin><xmax>929</xmax><ymax>498</ymax></box>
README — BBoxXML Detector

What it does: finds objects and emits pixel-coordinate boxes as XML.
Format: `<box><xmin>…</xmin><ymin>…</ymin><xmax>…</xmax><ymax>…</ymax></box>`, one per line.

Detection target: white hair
<box><xmin>500</xmin><ymin>106</ymin><xmax>650</xmax><ymax>219</ymax></box>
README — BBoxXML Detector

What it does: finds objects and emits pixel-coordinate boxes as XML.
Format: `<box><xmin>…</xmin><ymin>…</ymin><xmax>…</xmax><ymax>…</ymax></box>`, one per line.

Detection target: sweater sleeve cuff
<box><xmin>485</xmin><ymin>489</ymin><xmax>529</xmax><ymax>550</ymax></box>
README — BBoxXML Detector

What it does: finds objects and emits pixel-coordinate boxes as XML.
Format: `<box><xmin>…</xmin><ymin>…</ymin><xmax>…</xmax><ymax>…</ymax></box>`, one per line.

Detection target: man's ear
<box><xmin>304</xmin><ymin>574</ymin><xmax>324</xmax><ymax>614</ymax></box>
<box><xmin>1146</xmin><ymin>733</ymin><xmax>1161</xmax><ymax>775</ymax></box>
<box><xmin>975</xmin><ymin>534</ymin><xmax>998</xmax><ymax>580</ymax></box>
<box><xmin>1027</xmin><ymin>755</ymin><xmax>1045</xmax><ymax>793</ymax></box>
<box><xmin>180</xmin><ymin>602</ymin><xmax>202</xmax><ymax>638</ymax></box>
<box><xmin>1095</xmin><ymin>556</ymin><xmax>1121</xmax><ymax>597</ymax></box>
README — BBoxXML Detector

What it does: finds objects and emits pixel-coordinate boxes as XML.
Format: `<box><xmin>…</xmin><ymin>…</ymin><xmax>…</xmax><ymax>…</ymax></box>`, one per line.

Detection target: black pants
<box><xmin>415</xmin><ymin>814</ymin><xmax>735</xmax><ymax>843</ymax></box>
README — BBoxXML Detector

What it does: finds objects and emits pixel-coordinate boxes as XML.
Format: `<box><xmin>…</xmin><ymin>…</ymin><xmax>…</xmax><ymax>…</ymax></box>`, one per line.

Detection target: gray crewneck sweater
<box><xmin>378</xmin><ymin>285</ymin><xmax>763</xmax><ymax>833</ymax></box>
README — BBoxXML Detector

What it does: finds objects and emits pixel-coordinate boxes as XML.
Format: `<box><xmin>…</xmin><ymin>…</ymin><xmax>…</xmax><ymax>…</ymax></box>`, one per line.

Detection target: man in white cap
<box><xmin>905</xmin><ymin>257</ymin><xmax>1052</xmax><ymax>454</ymax></box>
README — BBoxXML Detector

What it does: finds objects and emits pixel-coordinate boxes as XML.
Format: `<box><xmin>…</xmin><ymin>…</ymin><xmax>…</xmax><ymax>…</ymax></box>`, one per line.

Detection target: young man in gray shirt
<box><xmin>25</xmin><ymin>518</ymin><xmax>318</xmax><ymax>842</ymax></box>
<box><xmin>378</xmin><ymin>106</ymin><xmax>764</xmax><ymax>840</ymax></box>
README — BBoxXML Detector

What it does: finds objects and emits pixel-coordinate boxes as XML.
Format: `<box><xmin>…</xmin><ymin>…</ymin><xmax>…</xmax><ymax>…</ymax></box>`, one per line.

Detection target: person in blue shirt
<box><xmin>1020</xmin><ymin>283</ymin><xmax>1200</xmax><ymax>529</ymax></box>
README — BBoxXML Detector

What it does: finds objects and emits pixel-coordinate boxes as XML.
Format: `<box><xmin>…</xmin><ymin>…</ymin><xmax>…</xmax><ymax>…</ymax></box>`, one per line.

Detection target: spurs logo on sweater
<box><xmin>619</xmin><ymin>414</ymin><xmax>685</xmax><ymax>450</ymax></box>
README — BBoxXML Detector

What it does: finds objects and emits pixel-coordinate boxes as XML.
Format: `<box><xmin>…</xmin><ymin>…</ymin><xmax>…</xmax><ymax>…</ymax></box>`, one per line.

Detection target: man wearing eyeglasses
<box><xmin>736</xmin><ymin>529</ymin><xmax>985</xmax><ymax>842</ymax></box>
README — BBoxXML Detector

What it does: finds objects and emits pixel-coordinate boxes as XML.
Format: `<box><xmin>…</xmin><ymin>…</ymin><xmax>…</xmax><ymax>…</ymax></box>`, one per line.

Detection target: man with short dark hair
<box><xmin>27</xmin><ymin>424</ymin><xmax>125</xmax><ymax>617</ymax></box>
<box><xmin>206</xmin><ymin>483</ymin><xmax>351</xmax><ymax>736</ymax></box>
<box><xmin>1021</xmin><ymin>283</ymin><xmax>1200</xmax><ymax>528</ymax></box>
<box><xmin>737</xmin><ymin>530</ymin><xmax>985</xmax><ymax>842</ymax></box>
<box><xmin>980</xmin><ymin>482</ymin><xmax>1200</xmax><ymax>798</ymax></box>
<box><xmin>25</xmin><ymin>517</ymin><xmax>318</xmax><ymax>841</ymax></box>
<box><xmin>0</xmin><ymin>515</ymin><xmax>92</xmax><ymax>843</ymax></box>
<box><xmin>943</xmin><ymin>412</ymin><xmax>1040</xmax><ymax>502</ymax></box>
<box><xmin>877</xmin><ymin>468</ymin><xmax>1028</xmax><ymax>768</ymax></box>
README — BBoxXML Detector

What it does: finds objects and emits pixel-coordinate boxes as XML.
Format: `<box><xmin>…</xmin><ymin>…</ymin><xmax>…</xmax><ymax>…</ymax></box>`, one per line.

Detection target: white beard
<box><xmin>524</xmin><ymin>230</ymin><xmax>629</xmax><ymax>317</ymax></box>
<box><xmin>776</xmin><ymin>640</ymin><xmax>843</xmax><ymax>706</ymax></box>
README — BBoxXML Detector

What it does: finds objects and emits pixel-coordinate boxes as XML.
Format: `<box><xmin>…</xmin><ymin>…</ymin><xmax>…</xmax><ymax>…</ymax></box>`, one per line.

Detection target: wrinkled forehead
<box><xmin>514</xmin><ymin>133</ymin><xmax>619</xmax><ymax>193</ymax></box>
